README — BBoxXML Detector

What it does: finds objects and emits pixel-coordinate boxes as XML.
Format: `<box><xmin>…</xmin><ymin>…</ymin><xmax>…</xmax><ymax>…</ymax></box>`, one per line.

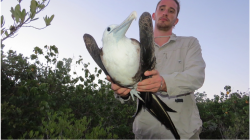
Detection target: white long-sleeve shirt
<box><xmin>116</xmin><ymin>33</ymin><xmax>206</xmax><ymax>139</ymax></box>
<box><xmin>156</xmin><ymin>34</ymin><xmax>206</xmax><ymax>97</ymax></box>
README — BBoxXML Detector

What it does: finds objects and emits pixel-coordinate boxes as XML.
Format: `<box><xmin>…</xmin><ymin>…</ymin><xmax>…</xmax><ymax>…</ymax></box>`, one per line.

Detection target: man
<box><xmin>107</xmin><ymin>0</ymin><xmax>205</xmax><ymax>139</ymax></box>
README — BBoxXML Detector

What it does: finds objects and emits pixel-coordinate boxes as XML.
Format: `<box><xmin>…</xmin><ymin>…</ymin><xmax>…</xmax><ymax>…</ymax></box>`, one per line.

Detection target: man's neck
<box><xmin>154</xmin><ymin>28</ymin><xmax>173</xmax><ymax>47</ymax></box>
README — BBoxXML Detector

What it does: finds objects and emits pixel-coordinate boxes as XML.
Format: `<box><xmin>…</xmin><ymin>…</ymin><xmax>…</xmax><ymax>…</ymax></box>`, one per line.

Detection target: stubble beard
<box><xmin>156</xmin><ymin>19</ymin><xmax>176</xmax><ymax>31</ymax></box>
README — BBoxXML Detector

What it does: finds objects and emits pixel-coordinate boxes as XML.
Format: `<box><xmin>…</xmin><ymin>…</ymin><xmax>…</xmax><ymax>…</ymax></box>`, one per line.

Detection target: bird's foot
<box><xmin>130</xmin><ymin>89</ymin><xmax>144</xmax><ymax>102</ymax></box>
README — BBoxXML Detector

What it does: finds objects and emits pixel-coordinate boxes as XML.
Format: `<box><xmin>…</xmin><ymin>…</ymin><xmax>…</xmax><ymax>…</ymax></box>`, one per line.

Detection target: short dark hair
<box><xmin>155</xmin><ymin>0</ymin><xmax>180</xmax><ymax>17</ymax></box>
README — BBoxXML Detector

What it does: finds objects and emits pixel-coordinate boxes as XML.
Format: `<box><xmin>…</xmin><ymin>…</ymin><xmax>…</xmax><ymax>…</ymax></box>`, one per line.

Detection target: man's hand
<box><xmin>137</xmin><ymin>70</ymin><xmax>167</xmax><ymax>92</ymax></box>
<box><xmin>106</xmin><ymin>76</ymin><xmax>131</xmax><ymax>97</ymax></box>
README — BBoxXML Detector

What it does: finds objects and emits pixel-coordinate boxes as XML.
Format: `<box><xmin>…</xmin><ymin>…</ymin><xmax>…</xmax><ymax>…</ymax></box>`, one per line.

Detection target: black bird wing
<box><xmin>134</xmin><ymin>12</ymin><xmax>180</xmax><ymax>139</ymax></box>
<box><xmin>83</xmin><ymin>34</ymin><xmax>109</xmax><ymax>76</ymax></box>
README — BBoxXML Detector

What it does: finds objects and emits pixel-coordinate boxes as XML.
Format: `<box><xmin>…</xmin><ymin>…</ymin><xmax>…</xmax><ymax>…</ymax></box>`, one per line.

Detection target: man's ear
<box><xmin>174</xmin><ymin>18</ymin><xmax>179</xmax><ymax>26</ymax></box>
<box><xmin>152</xmin><ymin>13</ymin><xmax>156</xmax><ymax>20</ymax></box>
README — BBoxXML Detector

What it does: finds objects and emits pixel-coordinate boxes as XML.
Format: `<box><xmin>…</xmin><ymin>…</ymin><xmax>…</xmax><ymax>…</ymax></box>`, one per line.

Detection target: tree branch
<box><xmin>1</xmin><ymin>0</ymin><xmax>51</xmax><ymax>42</ymax></box>
<box><xmin>23</xmin><ymin>25</ymin><xmax>47</xmax><ymax>30</ymax></box>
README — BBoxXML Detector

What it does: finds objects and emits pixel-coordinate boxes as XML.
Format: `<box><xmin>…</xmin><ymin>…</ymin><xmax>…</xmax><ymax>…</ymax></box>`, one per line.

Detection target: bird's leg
<box><xmin>130</xmin><ymin>83</ymin><xmax>144</xmax><ymax>102</ymax></box>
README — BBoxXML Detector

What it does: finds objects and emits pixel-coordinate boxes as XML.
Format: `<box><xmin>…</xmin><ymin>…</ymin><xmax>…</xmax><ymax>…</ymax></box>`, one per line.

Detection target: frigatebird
<box><xmin>83</xmin><ymin>11</ymin><xmax>180</xmax><ymax>139</ymax></box>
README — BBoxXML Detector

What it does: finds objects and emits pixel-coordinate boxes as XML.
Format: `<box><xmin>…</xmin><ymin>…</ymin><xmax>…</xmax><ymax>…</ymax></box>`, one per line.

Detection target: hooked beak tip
<box><xmin>131</xmin><ymin>11</ymin><xmax>137</xmax><ymax>21</ymax></box>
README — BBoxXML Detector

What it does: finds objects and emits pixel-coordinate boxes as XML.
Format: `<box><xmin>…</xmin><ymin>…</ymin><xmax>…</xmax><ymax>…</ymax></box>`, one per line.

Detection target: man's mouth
<box><xmin>160</xmin><ymin>17</ymin><xmax>169</xmax><ymax>21</ymax></box>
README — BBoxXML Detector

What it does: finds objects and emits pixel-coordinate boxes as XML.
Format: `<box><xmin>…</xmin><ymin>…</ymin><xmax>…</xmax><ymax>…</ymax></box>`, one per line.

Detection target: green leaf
<box><xmin>57</xmin><ymin>61</ymin><xmax>63</xmax><ymax>69</ymax></box>
<box><xmin>34</xmin><ymin>131</ymin><xmax>39</xmax><ymax>137</ymax></box>
<box><xmin>79</xmin><ymin>76</ymin><xmax>84</xmax><ymax>82</ymax></box>
<box><xmin>34</xmin><ymin>46</ymin><xmax>43</xmax><ymax>54</ymax></box>
<box><xmin>30</xmin><ymin>87</ymin><xmax>38</xmax><ymax>94</ymax></box>
<box><xmin>43</xmin><ymin>15</ymin><xmax>48</xmax><ymax>26</ymax></box>
<box><xmin>30</xmin><ymin>0</ymin><xmax>36</xmax><ymax>19</ymax></box>
<box><xmin>48</xmin><ymin>14</ymin><xmax>54</xmax><ymax>23</ymax></box>
<box><xmin>15</xmin><ymin>4</ymin><xmax>21</xmax><ymax>23</ymax></box>
<box><xmin>1</xmin><ymin>15</ymin><xmax>4</xmax><ymax>27</ymax></box>
<box><xmin>10</xmin><ymin>7</ymin><xmax>16</xmax><ymax>20</ymax></box>
<box><xmin>29</xmin><ymin>130</ymin><xmax>34</xmax><ymax>138</ymax></box>
<box><xmin>39</xmin><ymin>4</ymin><xmax>45</xmax><ymax>10</ymax></box>
<box><xmin>98</xmin><ymin>69</ymin><xmax>102</xmax><ymax>74</ymax></box>
<box><xmin>30</xmin><ymin>0</ymin><xmax>36</xmax><ymax>13</ymax></box>
<box><xmin>5</xmin><ymin>31</ymin><xmax>8</xmax><ymax>36</ymax></box>
<box><xmin>21</xmin><ymin>9</ymin><xmax>27</xmax><ymax>23</ymax></box>
<box><xmin>50</xmin><ymin>128</ymin><xmax>54</xmax><ymax>133</ymax></box>
<box><xmin>15</xmin><ymin>4</ymin><xmax>21</xmax><ymax>14</ymax></box>
<box><xmin>10</xmin><ymin>7</ymin><xmax>15</xmax><ymax>14</ymax></box>
<box><xmin>22</xmin><ymin>132</ymin><xmax>27</xmax><ymax>139</ymax></box>
<box><xmin>50</xmin><ymin>45</ymin><xmax>58</xmax><ymax>53</ymax></box>
<box><xmin>44</xmin><ymin>15</ymin><xmax>54</xmax><ymax>26</ymax></box>
<box><xmin>31</xmin><ymin>54</ymin><xmax>37</xmax><ymax>60</ymax></box>
<box><xmin>84</xmin><ymin>63</ymin><xmax>88</xmax><ymax>68</ymax></box>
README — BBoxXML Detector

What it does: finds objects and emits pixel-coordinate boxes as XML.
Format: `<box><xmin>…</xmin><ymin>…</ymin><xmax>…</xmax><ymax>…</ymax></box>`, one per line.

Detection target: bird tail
<box><xmin>133</xmin><ymin>92</ymin><xmax>180</xmax><ymax>139</ymax></box>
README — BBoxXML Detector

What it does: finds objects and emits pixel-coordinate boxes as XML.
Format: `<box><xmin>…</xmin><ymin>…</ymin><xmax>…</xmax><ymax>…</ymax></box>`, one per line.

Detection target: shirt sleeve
<box><xmin>162</xmin><ymin>38</ymin><xmax>206</xmax><ymax>96</ymax></box>
<box><xmin>114</xmin><ymin>92</ymin><xmax>131</xmax><ymax>104</ymax></box>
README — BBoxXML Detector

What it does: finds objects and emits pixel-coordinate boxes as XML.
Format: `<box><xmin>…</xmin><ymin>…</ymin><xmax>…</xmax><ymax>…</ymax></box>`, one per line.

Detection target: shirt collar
<box><xmin>170</xmin><ymin>33</ymin><xmax>177</xmax><ymax>41</ymax></box>
<box><xmin>154</xmin><ymin>33</ymin><xmax>177</xmax><ymax>47</ymax></box>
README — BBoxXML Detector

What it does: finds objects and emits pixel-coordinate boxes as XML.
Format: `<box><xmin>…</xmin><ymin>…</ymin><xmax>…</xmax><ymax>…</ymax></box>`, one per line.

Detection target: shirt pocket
<box><xmin>160</xmin><ymin>48</ymin><xmax>184</xmax><ymax>74</ymax></box>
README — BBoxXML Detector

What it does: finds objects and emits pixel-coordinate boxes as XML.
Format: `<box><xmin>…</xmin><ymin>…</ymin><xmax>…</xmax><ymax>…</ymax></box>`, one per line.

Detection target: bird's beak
<box><xmin>112</xmin><ymin>11</ymin><xmax>137</xmax><ymax>39</ymax></box>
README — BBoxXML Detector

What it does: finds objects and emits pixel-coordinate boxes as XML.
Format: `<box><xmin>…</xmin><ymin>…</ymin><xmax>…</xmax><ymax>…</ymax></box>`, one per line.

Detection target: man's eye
<box><xmin>169</xmin><ymin>9</ymin><xmax>175</xmax><ymax>13</ymax></box>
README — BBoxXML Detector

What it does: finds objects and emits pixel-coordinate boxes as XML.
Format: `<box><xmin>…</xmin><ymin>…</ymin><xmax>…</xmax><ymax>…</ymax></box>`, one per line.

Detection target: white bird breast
<box><xmin>102</xmin><ymin>38</ymin><xmax>140</xmax><ymax>86</ymax></box>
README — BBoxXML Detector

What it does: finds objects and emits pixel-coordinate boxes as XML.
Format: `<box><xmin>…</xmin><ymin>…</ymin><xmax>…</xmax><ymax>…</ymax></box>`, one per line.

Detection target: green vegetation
<box><xmin>196</xmin><ymin>88</ymin><xmax>249</xmax><ymax>139</ymax></box>
<box><xmin>1</xmin><ymin>45</ymin><xmax>136</xmax><ymax>139</ymax></box>
<box><xmin>2</xmin><ymin>45</ymin><xmax>248</xmax><ymax>139</ymax></box>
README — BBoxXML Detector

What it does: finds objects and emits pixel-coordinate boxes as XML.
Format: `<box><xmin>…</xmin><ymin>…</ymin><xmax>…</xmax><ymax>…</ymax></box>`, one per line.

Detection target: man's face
<box><xmin>153</xmin><ymin>0</ymin><xmax>179</xmax><ymax>31</ymax></box>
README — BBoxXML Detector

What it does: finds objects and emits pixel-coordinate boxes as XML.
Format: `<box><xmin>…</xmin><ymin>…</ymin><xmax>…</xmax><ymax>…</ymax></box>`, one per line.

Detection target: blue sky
<box><xmin>1</xmin><ymin>0</ymin><xmax>249</xmax><ymax>99</ymax></box>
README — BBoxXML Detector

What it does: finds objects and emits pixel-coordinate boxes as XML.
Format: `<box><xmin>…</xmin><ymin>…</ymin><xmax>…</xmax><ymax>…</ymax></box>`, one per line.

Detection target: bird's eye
<box><xmin>107</xmin><ymin>27</ymin><xmax>111</xmax><ymax>31</ymax></box>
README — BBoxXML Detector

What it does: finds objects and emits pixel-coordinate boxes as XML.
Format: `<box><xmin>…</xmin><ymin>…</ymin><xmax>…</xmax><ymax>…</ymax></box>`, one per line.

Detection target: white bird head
<box><xmin>102</xmin><ymin>11</ymin><xmax>137</xmax><ymax>45</ymax></box>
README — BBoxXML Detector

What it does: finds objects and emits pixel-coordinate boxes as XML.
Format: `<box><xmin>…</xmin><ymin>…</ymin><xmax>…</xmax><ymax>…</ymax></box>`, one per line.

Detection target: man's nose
<box><xmin>163</xmin><ymin>11</ymin><xmax>169</xmax><ymax>16</ymax></box>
